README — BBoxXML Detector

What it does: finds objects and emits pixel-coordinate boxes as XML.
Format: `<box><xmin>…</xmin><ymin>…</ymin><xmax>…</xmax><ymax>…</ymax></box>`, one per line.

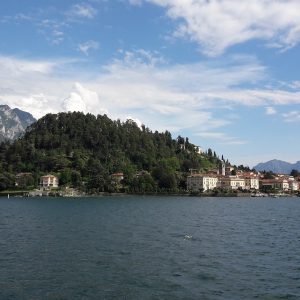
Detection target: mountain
<box><xmin>254</xmin><ymin>159</ymin><xmax>300</xmax><ymax>174</ymax></box>
<box><xmin>0</xmin><ymin>111</ymin><xmax>220</xmax><ymax>192</ymax></box>
<box><xmin>0</xmin><ymin>105</ymin><xmax>36</xmax><ymax>142</ymax></box>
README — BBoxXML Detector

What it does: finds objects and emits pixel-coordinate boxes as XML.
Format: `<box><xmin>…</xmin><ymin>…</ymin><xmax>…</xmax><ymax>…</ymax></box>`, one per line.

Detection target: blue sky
<box><xmin>1</xmin><ymin>0</ymin><xmax>300</xmax><ymax>167</ymax></box>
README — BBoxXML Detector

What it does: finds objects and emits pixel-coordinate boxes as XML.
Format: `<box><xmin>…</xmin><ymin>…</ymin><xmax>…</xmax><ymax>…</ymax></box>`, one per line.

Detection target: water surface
<box><xmin>0</xmin><ymin>196</ymin><xmax>299</xmax><ymax>299</ymax></box>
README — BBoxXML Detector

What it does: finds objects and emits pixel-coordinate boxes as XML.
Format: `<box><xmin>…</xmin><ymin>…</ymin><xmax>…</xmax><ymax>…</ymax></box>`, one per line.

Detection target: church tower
<box><xmin>219</xmin><ymin>161</ymin><xmax>225</xmax><ymax>176</ymax></box>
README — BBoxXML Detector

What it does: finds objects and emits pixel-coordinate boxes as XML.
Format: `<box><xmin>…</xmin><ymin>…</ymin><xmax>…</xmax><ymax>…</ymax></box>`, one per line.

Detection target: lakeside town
<box><xmin>187</xmin><ymin>161</ymin><xmax>300</xmax><ymax>196</ymax></box>
<box><xmin>9</xmin><ymin>160</ymin><xmax>300</xmax><ymax>198</ymax></box>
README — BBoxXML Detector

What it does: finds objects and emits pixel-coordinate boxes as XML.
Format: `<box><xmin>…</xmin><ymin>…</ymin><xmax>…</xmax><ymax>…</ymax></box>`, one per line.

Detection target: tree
<box><xmin>158</xmin><ymin>173</ymin><xmax>177</xmax><ymax>190</ymax></box>
<box><xmin>264</xmin><ymin>171</ymin><xmax>275</xmax><ymax>179</ymax></box>
<box><xmin>207</xmin><ymin>148</ymin><xmax>213</xmax><ymax>157</ymax></box>
<box><xmin>291</xmin><ymin>169</ymin><xmax>300</xmax><ymax>177</ymax></box>
<box><xmin>0</xmin><ymin>111</ymin><xmax>222</xmax><ymax>194</ymax></box>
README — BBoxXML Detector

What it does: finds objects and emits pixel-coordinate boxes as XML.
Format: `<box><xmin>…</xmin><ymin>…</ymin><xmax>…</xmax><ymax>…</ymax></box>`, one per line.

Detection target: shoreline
<box><xmin>0</xmin><ymin>190</ymin><xmax>298</xmax><ymax>198</ymax></box>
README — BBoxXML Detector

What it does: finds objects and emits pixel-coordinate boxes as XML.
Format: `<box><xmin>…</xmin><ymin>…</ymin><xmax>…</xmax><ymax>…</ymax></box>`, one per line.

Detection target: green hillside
<box><xmin>0</xmin><ymin>112</ymin><xmax>221</xmax><ymax>193</ymax></box>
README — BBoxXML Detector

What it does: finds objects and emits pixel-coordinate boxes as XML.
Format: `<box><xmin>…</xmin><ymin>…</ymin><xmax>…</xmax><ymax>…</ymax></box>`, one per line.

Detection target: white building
<box><xmin>194</xmin><ymin>146</ymin><xmax>203</xmax><ymax>154</ymax></box>
<box><xmin>40</xmin><ymin>174</ymin><xmax>59</xmax><ymax>188</ymax></box>
<box><xmin>187</xmin><ymin>174</ymin><xmax>218</xmax><ymax>192</ymax></box>
<box><xmin>244</xmin><ymin>176</ymin><xmax>259</xmax><ymax>190</ymax></box>
<box><xmin>219</xmin><ymin>176</ymin><xmax>245</xmax><ymax>190</ymax></box>
<box><xmin>288</xmin><ymin>178</ymin><xmax>299</xmax><ymax>191</ymax></box>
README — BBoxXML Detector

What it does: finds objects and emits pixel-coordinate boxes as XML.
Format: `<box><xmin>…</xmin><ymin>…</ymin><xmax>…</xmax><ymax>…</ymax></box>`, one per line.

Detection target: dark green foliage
<box><xmin>231</xmin><ymin>169</ymin><xmax>237</xmax><ymax>175</ymax></box>
<box><xmin>290</xmin><ymin>169</ymin><xmax>300</xmax><ymax>177</ymax></box>
<box><xmin>263</xmin><ymin>171</ymin><xmax>275</xmax><ymax>179</ymax></box>
<box><xmin>0</xmin><ymin>172</ymin><xmax>15</xmax><ymax>191</ymax></box>
<box><xmin>0</xmin><ymin>112</ymin><xmax>221</xmax><ymax>193</ymax></box>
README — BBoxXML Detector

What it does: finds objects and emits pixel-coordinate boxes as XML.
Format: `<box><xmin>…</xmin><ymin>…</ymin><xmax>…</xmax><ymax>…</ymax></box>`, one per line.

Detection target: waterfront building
<box><xmin>40</xmin><ymin>174</ymin><xmax>59</xmax><ymax>188</ymax></box>
<box><xmin>219</xmin><ymin>176</ymin><xmax>245</xmax><ymax>190</ymax></box>
<box><xmin>288</xmin><ymin>178</ymin><xmax>299</xmax><ymax>191</ymax></box>
<box><xmin>259</xmin><ymin>178</ymin><xmax>289</xmax><ymax>191</ymax></box>
<box><xmin>244</xmin><ymin>176</ymin><xmax>259</xmax><ymax>190</ymax></box>
<box><xmin>187</xmin><ymin>174</ymin><xmax>218</xmax><ymax>192</ymax></box>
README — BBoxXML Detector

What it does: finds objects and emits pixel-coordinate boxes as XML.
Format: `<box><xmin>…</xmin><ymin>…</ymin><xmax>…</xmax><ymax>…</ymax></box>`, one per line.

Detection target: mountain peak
<box><xmin>0</xmin><ymin>104</ymin><xmax>11</xmax><ymax>111</ymax></box>
<box><xmin>0</xmin><ymin>105</ymin><xmax>36</xmax><ymax>142</ymax></box>
<box><xmin>254</xmin><ymin>159</ymin><xmax>300</xmax><ymax>174</ymax></box>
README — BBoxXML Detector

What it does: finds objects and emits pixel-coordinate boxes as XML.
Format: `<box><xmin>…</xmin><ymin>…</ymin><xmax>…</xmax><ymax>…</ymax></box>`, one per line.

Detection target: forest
<box><xmin>0</xmin><ymin>112</ymin><xmax>222</xmax><ymax>193</ymax></box>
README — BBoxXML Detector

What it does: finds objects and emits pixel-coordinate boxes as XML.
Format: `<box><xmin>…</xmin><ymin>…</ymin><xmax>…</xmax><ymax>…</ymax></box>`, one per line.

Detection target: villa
<box><xmin>187</xmin><ymin>174</ymin><xmax>218</xmax><ymax>192</ymax></box>
<box><xmin>40</xmin><ymin>174</ymin><xmax>59</xmax><ymax>188</ymax></box>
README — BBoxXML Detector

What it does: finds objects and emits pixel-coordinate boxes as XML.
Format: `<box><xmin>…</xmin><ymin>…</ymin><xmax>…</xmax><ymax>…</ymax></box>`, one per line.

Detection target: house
<box><xmin>111</xmin><ymin>172</ymin><xmax>124</xmax><ymax>183</ymax></box>
<box><xmin>40</xmin><ymin>174</ymin><xmax>59</xmax><ymax>188</ymax></box>
<box><xmin>259</xmin><ymin>178</ymin><xmax>289</xmax><ymax>191</ymax></box>
<box><xmin>219</xmin><ymin>176</ymin><xmax>245</xmax><ymax>190</ymax></box>
<box><xmin>187</xmin><ymin>174</ymin><xmax>218</xmax><ymax>192</ymax></box>
<box><xmin>288</xmin><ymin>177</ymin><xmax>299</xmax><ymax>191</ymax></box>
<box><xmin>244</xmin><ymin>176</ymin><xmax>259</xmax><ymax>190</ymax></box>
<box><xmin>194</xmin><ymin>145</ymin><xmax>203</xmax><ymax>154</ymax></box>
<box><xmin>15</xmin><ymin>172</ymin><xmax>33</xmax><ymax>187</ymax></box>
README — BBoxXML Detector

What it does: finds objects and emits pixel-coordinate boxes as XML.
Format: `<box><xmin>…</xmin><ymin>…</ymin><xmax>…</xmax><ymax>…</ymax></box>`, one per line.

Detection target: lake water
<box><xmin>0</xmin><ymin>196</ymin><xmax>299</xmax><ymax>299</ymax></box>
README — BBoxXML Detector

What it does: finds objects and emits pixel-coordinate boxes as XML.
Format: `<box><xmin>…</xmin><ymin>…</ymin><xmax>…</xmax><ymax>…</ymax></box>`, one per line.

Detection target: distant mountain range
<box><xmin>0</xmin><ymin>105</ymin><xmax>36</xmax><ymax>142</ymax></box>
<box><xmin>254</xmin><ymin>159</ymin><xmax>300</xmax><ymax>174</ymax></box>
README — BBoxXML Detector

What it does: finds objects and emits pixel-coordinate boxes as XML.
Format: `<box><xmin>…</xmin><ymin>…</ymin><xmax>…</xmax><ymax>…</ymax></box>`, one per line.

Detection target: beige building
<box><xmin>219</xmin><ymin>176</ymin><xmax>245</xmax><ymax>190</ymax></box>
<box><xmin>40</xmin><ymin>174</ymin><xmax>59</xmax><ymax>188</ymax></box>
<box><xmin>259</xmin><ymin>178</ymin><xmax>289</xmax><ymax>191</ymax></box>
<box><xmin>244</xmin><ymin>176</ymin><xmax>259</xmax><ymax>190</ymax></box>
<box><xmin>187</xmin><ymin>174</ymin><xmax>218</xmax><ymax>192</ymax></box>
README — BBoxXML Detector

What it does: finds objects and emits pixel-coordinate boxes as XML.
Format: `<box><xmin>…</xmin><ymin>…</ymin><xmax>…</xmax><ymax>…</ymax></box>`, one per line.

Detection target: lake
<box><xmin>0</xmin><ymin>196</ymin><xmax>299</xmax><ymax>299</ymax></box>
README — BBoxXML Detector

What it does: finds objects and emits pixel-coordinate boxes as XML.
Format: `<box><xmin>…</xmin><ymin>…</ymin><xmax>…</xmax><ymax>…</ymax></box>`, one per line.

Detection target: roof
<box><xmin>112</xmin><ymin>172</ymin><xmax>124</xmax><ymax>177</ymax></box>
<box><xmin>41</xmin><ymin>174</ymin><xmax>58</xmax><ymax>178</ymax></box>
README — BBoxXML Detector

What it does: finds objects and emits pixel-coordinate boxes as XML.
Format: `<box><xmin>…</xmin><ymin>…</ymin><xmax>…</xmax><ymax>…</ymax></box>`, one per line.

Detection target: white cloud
<box><xmin>63</xmin><ymin>82</ymin><xmax>107</xmax><ymax>115</ymax></box>
<box><xmin>67</xmin><ymin>3</ymin><xmax>97</xmax><ymax>19</ymax></box>
<box><xmin>1</xmin><ymin>51</ymin><xmax>300</xmax><ymax>134</ymax></box>
<box><xmin>0</xmin><ymin>55</ymin><xmax>56</xmax><ymax>75</ymax></box>
<box><xmin>133</xmin><ymin>0</ymin><xmax>300</xmax><ymax>56</ymax></box>
<box><xmin>196</xmin><ymin>131</ymin><xmax>247</xmax><ymax>145</ymax></box>
<box><xmin>266</xmin><ymin>106</ymin><xmax>277</xmax><ymax>115</ymax></box>
<box><xmin>289</xmin><ymin>81</ymin><xmax>300</xmax><ymax>89</ymax></box>
<box><xmin>78</xmin><ymin>40</ymin><xmax>100</xmax><ymax>55</ymax></box>
<box><xmin>282</xmin><ymin>111</ymin><xmax>300</xmax><ymax>122</ymax></box>
<box><xmin>128</xmin><ymin>0</ymin><xmax>143</xmax><ymax>5</ymax></box>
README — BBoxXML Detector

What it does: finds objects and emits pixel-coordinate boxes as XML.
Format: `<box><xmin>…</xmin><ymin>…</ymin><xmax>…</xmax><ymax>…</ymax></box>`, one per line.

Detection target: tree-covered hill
<box><xmin>0</xmin><ymin>112</ymin><xmax>221</xmax><ymax>193</ymax></box>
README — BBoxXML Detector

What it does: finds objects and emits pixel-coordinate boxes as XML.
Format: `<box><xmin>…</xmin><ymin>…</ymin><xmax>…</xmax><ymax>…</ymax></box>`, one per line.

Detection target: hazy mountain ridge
<box><xmin>0</xmin><ymin>105</ymin><xmax>36</xmax><ymax>142</ymax></box>
<box><xmin>254</xmin><ymin>159</ymin><xmax>300</xmax><ymax>174</ymax></box>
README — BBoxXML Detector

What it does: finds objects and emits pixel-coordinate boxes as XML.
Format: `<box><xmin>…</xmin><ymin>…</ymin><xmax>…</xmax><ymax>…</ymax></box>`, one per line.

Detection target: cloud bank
<box><xmin>1</xmin><ymin>51</ymin><xmax>300</xmax><ymax>133</ymax></box>
<box><xmin>131</xmin><ymin>0</ymin><xmax>300</xmax><ymax>56</ymax></box>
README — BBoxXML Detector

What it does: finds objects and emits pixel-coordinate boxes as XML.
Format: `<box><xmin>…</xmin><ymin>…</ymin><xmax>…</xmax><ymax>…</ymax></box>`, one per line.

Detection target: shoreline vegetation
<box><xmin>1</xmin><ymin>189</ymin><xmax>299</xmax><ymax>198</ymax></box>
